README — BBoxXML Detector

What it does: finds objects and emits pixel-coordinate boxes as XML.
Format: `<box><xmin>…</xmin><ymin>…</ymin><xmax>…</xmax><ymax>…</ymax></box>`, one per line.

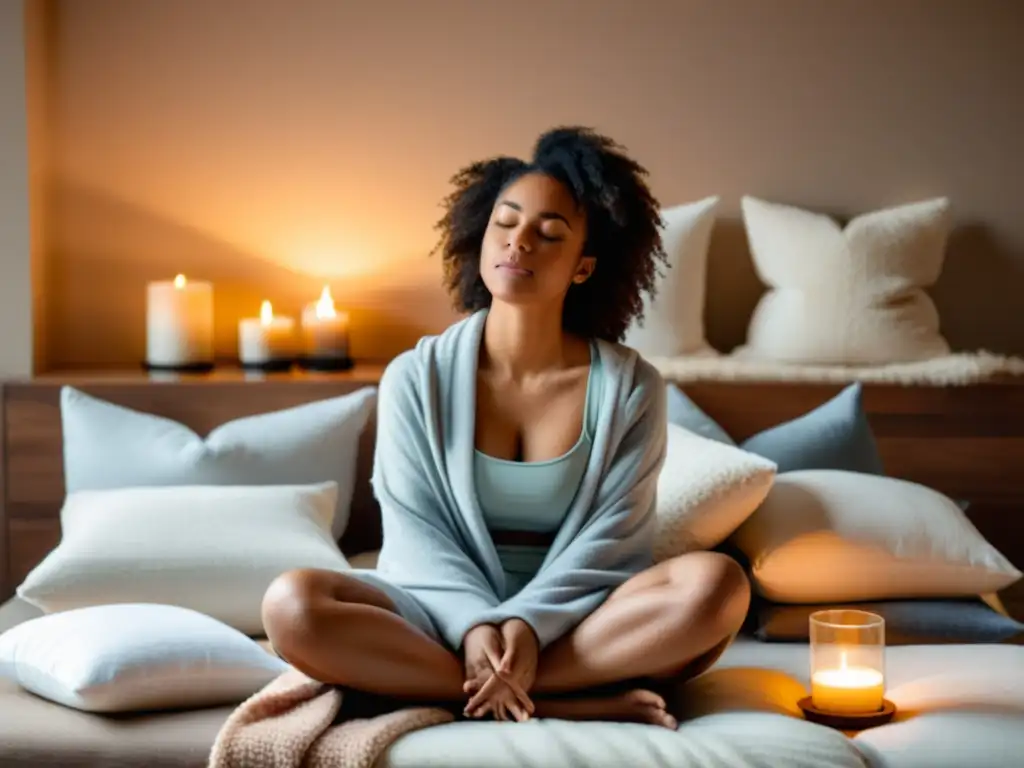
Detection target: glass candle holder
<box><xmin>810</xmin><ymin>610</ymin><xmax>885</xmax><ymax>715</ymax></box>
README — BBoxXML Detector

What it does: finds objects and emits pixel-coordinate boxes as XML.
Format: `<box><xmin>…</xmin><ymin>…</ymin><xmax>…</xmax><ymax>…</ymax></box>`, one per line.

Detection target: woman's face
<box><xmin>479</xmin><ymin>172</ymin><xmax>595</xmax><ymax>307</ymax></box>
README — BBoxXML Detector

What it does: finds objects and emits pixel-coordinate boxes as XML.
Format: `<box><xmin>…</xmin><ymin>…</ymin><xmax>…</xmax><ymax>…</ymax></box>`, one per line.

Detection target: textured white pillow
<box><xmin>16</xmin><ymin>483</ymin><xmax>349</xmax><ymax>635</ymax></box>
<box><xmin>623</xmin><ymin>196</ymin><xmax>721</xmax><ymax>359</ymax></box>
<box><xmin>735</xmin><ymin>196</ymin><xmax>952</xmax><ymax>365</ymax></box>
<box><xmin>60</xmin><ymin>385</ymin><xmax>376</xmax><ymax>541</ymax></box>
<box><xmin>653</xmin><ymin>423</ymin><xmax>777</xmax><ymax>562</ymax></box>
<box><xmin>0</xmin><ymin>603</ymin><xmax>287</xmax><ymax>713</ymax></box>
<box><xmin>730</xmin><ymin>470</ymin><xmax>1022</xmax><ymax>603</ymax></box>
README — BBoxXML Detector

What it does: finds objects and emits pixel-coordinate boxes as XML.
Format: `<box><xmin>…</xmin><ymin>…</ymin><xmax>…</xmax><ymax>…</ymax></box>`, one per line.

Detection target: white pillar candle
<box><xmin>300</xmin><ymin>286</ymin><xmax>351</xmax><ymax>368</ymax></box>
<box><xmin>238</xmin><ymin>300</ymin><xmax>297</xmax><ymax>367</ymax></box>
<box><xmin>146</xmin><ymin>274</ymin><xmax>214</xmax><ymax>369</ymax></box>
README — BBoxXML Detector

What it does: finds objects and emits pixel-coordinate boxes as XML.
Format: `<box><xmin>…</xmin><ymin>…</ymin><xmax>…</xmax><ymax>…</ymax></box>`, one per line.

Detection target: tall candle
<box><xmin>146</xmin><ymin>274</ymin><xmax>214</xmax><ymax>369</ymax></box>
<box><xmin>810</xmin><ymin>650</ymin><xmax>885</xmax><ymax>714</ymax></box>
<box><xmin>238</xmin><ymin>300</ymin><xmax>296</xmax><ymax>368</ymax></box>
<box><xmin>300</xmin><ymin>286</ymin><xmax>351</xmax><ymax>368</ymax></box>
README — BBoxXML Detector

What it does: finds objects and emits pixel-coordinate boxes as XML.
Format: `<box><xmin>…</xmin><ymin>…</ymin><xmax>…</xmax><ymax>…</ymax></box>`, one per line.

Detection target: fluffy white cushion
<box><xmin>623</xmin><ymin>197</ymin><xmax>721</xmax><ymax>358</ymax></box>
<box><xmin>653</xmin><ymin>423</ymin><xmax>777</xmax><ymax>562</ymax></box>
<box><xmin>0</xmin><ymin>603</ymin><xmax>287</xmax><ymax>713</ymax></box>
<box><xmin>16</xmin><ymin>483</ymin><xmax>349</xmax><ymax>635</ymax></box>
<box><xmin>60</xmin><ymin>385</ymin><xmax>376</xmax><ymax>541</ymax></box>
<box><xmin>735</xmin><ymin>196</ymin><xmax>952</xmax><ymax>365</ymax></box>
<box><xmin>730</xmin><ymin>470</ymin><xmax>1022</xmax><ymax>603</ymax></box>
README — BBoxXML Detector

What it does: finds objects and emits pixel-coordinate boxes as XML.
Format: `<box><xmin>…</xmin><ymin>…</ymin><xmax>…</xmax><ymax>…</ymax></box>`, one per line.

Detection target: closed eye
<box><xmin>493</xmin><ymin>218</ymin><xmax>564</xmax><ymax>242</ymax></box>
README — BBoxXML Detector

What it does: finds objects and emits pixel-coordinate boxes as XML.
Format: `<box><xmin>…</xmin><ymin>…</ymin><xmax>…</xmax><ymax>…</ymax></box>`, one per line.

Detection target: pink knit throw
<box><xmin>208</xmin><ymin>668</ymin><xmax>454</xmax><ymax>768</ymax></box>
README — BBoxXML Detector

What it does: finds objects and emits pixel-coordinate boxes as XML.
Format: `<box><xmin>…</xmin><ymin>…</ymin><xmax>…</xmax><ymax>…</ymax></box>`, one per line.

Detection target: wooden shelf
<box><xmin>20</xmin><ymin>363</ymin><xmax>388</xmax><ymax>386</ymax></box>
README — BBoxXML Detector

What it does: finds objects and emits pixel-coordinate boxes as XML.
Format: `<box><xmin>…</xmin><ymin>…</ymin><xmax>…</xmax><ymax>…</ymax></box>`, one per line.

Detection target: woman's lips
<box><xmin>498</xmin><ymin>262</ymin><xmax>533</xmax><ymax>276</ymax></box>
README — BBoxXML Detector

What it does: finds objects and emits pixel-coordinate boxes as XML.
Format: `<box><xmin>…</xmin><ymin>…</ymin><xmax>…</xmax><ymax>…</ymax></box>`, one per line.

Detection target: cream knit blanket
<box><xmin>208</xmin><ymin>668</ymin><xmax>453</xmax><ymax>768</ymax></box>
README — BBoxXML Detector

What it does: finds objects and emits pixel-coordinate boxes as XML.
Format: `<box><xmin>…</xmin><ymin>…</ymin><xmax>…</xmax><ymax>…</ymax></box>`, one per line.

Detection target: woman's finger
<box><xmin>498</xmin><ymin>642</ymin><xmax>515</xmax><ymax>675</ymax></box>
<box><xmin>464</xmin><ymin>672</ymin><xmax>503</xmax><ymax>713</ymax></box>
<box><xmin>501</xmin><ymin>673</ymin><xmax>535</xmax><ymax>714</ymax></box>
<box><xmin>483</xmin><ymin>644</ymin><xmax>505</xmax><ymax>675</ymax></box>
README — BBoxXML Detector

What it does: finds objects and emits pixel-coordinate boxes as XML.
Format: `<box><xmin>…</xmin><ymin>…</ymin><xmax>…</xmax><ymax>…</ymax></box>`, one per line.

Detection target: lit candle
<box><xmin>811</xmin><ymin>649</ymin><xmax>885</xmax><ymax>715</ymax></box>
<box><xmin>238</xmin><ymin>300</ymin><xmax>296</xmax><ymax>369</ymax></box>
<box><xmin>145</xmin><ymin>274</ymin><xmax>214</xmax><ymax>370</ymax></box>
<box><xmin>300</xmin><ymin>286</ymin><xmax>352</xmax><ymax>370</ymax></box>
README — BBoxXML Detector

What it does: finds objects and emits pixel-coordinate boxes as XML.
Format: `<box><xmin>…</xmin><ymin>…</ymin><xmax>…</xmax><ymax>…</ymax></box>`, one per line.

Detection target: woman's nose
<box><xmin>508</xmin><ymin>228</ymin><xmax>533</xmax><ymax>253</ymax></box>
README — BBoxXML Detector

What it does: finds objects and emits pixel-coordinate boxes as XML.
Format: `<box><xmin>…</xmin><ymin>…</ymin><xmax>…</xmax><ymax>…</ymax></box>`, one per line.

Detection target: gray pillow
<box><xmin>59</xmin><ymin>385</ymin><xmax>377</xmax><ymax>541</ymax></box>
<box><xmin>665</xmin><ymin>384</ymin><xmax>735</xmax><ymax>446</ymax></box>
<box><xmin>666</xmin><ymin>382</ymin><xmax>885</xmax><ymax>475</ymax></box>
<box><xmin>751</xmin><ymin>599</ymin><xmax>1024</xmax><ymax>645</ymax></box>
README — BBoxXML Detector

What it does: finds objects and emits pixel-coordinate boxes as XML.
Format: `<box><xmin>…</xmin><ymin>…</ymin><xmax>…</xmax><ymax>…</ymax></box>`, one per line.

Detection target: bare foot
<box><xmin>533</xmin><ymin>689</ymin><xmax>678</xmax><ymax>729</ymax></box>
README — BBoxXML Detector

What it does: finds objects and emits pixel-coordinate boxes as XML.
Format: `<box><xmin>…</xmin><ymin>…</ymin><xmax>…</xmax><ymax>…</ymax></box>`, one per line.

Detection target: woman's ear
<box><xmin>573</xmin><ymin>256</ymin><xmax>597</xmax><ymax>284</ymax></box>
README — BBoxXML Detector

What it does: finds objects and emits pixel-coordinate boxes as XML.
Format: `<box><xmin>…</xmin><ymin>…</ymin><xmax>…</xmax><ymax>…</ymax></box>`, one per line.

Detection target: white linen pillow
<box><xmin>60</xmin><ymin>385</ymin><xmax>376</xmax><ymax>541</ymax></box>
<box><xmin>734</xmin><ymin>196</ymin><xmax>952</xmax><ymax>365</ymax></box>
<box><xmin>730</xmin><ymin>469</ymin><xmax>1022</xmax><ymax>603</ymax></box>
<box><xmin>0</xmin><ymin>603</ymin><xmax>287</xmax><ymax>713</ymax></box>
<box><xmin>653</xmin><ymin>423</ymin><xmax>777</xmax><ymax>561</ymax></box>
<box><xmin>623</xmin><ymin>196</ymin><xmax>721</xmax><ymax>358</ymax></box>
<box><xmin>16</xmin><ymin>483</ymin><xmax>349</xmax><ymax>635</ymax></box>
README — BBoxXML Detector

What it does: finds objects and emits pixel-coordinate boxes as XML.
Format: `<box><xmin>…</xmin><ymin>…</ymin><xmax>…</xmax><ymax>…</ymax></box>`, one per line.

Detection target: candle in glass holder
<box><xmin>300</xmin><ymin>286</ymin><xmax>352</xmax><ymax>370</ymax></box>
<box><xmin>238</xmin><ymin>300</ymin><xmax>296</xmax><ymax>370</ymax></box>
<box><xmin>810</xmin><ymin>610</ymin><xmax>886</xmax><ymax>715</ymax></box>
<box><xmin>145</xmin><ymin>274</ymin><xmax>214</xmax><ymax>370</ymax></box>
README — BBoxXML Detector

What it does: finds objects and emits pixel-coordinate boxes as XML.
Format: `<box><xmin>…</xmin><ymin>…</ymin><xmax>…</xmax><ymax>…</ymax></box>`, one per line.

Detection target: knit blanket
<box><xmin>208</xmin><ymin>668</ymin><xmax>453</xmax><ymax>768</ymax></box>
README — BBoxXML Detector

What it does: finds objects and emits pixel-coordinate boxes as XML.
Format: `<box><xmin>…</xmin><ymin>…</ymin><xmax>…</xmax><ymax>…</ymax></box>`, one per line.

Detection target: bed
<box><xmin>1</xmin><ymin>368</ymin><xmax>1023</xmax><ymax>768</ymax></box>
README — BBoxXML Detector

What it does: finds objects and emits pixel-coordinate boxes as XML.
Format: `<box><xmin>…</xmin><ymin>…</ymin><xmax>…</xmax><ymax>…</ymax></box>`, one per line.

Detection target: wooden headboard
<box><xmin>2</xmin><ymin>369</ymin><xmax>1023</xmax><ymax>609</ymax></box>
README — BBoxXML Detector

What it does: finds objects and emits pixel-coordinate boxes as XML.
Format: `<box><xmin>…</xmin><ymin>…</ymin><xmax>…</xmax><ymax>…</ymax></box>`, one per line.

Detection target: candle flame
<box><xmin>315</xmin><ymin>285</ymin><xmax>337</xmax><ymax>319</ymax></box>
<box><xmin>173</xmin><ymin>274</ymin><xmax>187</xmax><ymax>289</ymax></box>
<box><xmin>840</xmin><ymin>651</ymin><xmax>848</xmax><ymax>670</ymax></box>
<box><xmin>260</xmin><ymin>300</ymin><xmax>274</xmax><ymax>325</ymax></box>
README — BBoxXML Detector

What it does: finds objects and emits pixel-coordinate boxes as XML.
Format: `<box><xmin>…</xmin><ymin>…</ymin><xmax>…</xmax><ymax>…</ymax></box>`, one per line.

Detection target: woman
<box><xmin>262</xmin><ymin>127</ymin><xmax>750</xmax><ymax>728</ymax></box>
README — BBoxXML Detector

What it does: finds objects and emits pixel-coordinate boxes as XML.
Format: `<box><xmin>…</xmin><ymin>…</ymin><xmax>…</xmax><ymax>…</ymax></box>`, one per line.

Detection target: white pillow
<box><xmin>734</xmin><ymin>196</ymin><xmax>952</xmax><ymax>365</ymax></box>
<box><xmin>16</xmin><ymin>483</ymin><xmax>349</xmax><ymax>635</ymax></box>
<box><xmin>60</xmin><ymin>385</ymin><xmax>376</xmax><ymax>541</ymax></box>
<box><xmin>0</xmin><ymin>603</ymin><xmax>287</xmax><ymax>713</ymax></box>
<box><xmin>730</xmin><ymin>469</ymin><xmax>1022</xmax><ymax>603</ymax></box>
<box><xmin>623</xmin><ymin>197</ymin><xmax>721</xmax><ymax>359</ymax></box>
<box><xmin>653</xmin><ymin>423</ymin><xmax>777</xmax><ymax>562</ymax></box>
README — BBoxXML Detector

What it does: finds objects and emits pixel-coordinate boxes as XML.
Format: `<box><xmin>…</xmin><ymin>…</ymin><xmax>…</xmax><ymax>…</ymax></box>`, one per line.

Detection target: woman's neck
<box><xmin>481</xmin><ymin>301</ymin><xmax>571</xmax><ymax>380</ymax></box>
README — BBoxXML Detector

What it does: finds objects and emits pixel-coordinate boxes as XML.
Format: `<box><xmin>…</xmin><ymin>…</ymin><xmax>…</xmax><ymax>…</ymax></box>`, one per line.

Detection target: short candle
<box><xmin>300</xmin><ymin>286</ymin><xmax>351</xmax><ymax>367</ymax></box>
<box><xmin>811</xmin><ymin>650</ymin><xmax>885</xmax><ymax>714</ymax></box>
<box><xmin>238</xmin><ymin>300</ymin><xmax>296</xmax><ymax>367</ymax></box>
<box><xmin>809</xmin><ymin>610</ymin><xmax>886</xmax><ymax>716</ymax></box>
<box><xmin>145</xmin><ymin>273</ymin><xmax>214</xmax><ymax>369</ymax></box>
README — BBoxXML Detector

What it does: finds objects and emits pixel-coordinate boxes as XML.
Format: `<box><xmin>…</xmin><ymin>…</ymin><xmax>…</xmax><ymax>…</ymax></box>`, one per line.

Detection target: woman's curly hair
<box><xmin>432</xmin><ymin>126</ymin><xmax>666</xmax><ymax>342</ymax></box>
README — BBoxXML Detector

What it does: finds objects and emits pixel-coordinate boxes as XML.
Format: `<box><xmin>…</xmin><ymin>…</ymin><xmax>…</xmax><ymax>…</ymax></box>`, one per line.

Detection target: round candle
<box><xmin>146</xmin><ymin>274</ymin><xmax>214</xmax><ymax>368</ymax></box>
<box><xmin>238</xmin><ymin>300</ymin><xmax>296</xmax><ymax>365</ymax></box>
<box><xmin>811</xmin><ymin>651</ymin><xmax>885</xmax><ymax>714</ymax></box>
<box><xmin>301</xmin><ymin>286</ymin><xmax>350</xmax><ymax>361</ymax></box>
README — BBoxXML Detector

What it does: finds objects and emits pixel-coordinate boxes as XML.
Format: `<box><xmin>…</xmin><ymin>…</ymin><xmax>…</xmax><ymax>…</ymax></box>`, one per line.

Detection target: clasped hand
<box><xmin>462</xmin><ymin>618</ymin><xmax>539</xmax><ymax>722</ymax></box>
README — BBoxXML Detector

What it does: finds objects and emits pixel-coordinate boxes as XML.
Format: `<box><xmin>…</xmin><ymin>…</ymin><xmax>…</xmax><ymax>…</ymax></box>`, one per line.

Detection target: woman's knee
<box><xmin>262</xmin><ymin>569</ymin><xmax>322</xmax><ymax>642</ymax></box>
<box><xmin>261</xmin><ymin>568</ymin><xmax>361</xmax><ymax>648</ymax></box>
<box><xmin>668</xmin><ymin>552</ymin><xmax>751</xmax><ymax>631</ymax></box>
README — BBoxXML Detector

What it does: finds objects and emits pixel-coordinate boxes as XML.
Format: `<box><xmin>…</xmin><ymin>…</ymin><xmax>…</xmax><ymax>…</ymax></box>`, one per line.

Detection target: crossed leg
<box><xmin>262</xmin><ymin>551</ymin><xmax>750</xmax><ymax>726</ymax></box>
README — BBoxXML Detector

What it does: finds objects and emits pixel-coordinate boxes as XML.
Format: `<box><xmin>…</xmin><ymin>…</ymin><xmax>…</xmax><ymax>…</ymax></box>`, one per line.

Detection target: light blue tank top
<box><xmin>474</xmin><ymin>343</ymin><xmax>602</xmax><ymax>596</ymax></box>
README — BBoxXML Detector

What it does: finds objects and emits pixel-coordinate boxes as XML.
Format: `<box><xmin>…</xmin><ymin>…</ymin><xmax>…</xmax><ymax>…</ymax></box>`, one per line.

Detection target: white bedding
<box><xmin>2</xmin><ymin>595</ymin><xmax>1023</xmax><ymax>768</ymax></box>
<box><xmin>382</xmin><ymin>637</ymin><xmax>1024</xmax><ymax>768</ymax></box>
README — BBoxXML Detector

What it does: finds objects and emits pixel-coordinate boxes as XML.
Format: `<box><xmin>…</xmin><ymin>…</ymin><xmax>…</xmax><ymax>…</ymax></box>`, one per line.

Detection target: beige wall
<box><xmin>23</xmin><ymin>0</ymin><xmax>1024</xmax><ymax>369</ymax></box>
<box><xmin>0</xmin><ymin>1</ymin><xmax>32</xmax><ymax>376</ymax></box>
